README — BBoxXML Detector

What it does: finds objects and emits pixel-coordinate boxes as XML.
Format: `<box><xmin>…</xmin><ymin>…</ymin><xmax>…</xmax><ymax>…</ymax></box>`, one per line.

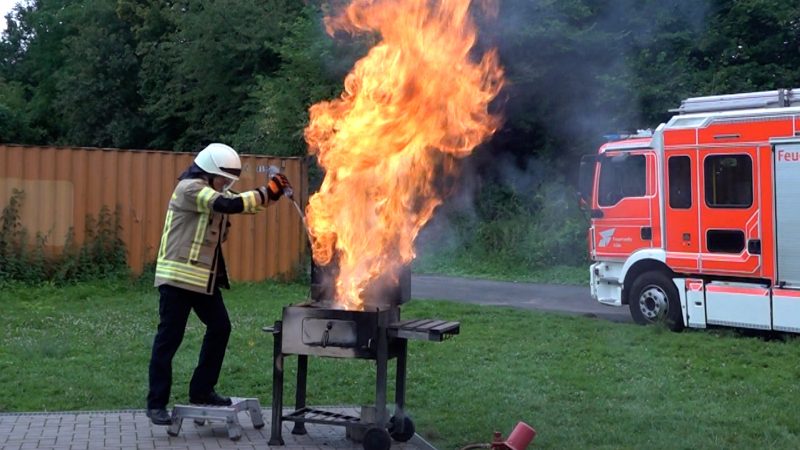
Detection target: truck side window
<box><xmin>598</xmin><ymin>154</ymin><xmax>646</xmax><ymax>207</ymax></box>
<box><xmin>704</xmin><ymin>155</ymin><xmax>752</xmax><ymax>208</ymax></box>
<box><xmin>707</xmin><ymin>230</ymin><xmax>745</xmax><ymax>253</ymax></box>
<box><xmin>668</xmin><ymin>156</ymin><xmax>692</xmax><ymax>209</ymax></box>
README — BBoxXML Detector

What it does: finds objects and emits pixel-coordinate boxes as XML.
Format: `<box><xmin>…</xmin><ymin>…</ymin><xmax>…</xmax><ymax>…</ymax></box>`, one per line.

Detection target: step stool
<box><xmin>167</xmin><ymin>397</ymin><xmax>264</xmax><ymax>441</ymax></box>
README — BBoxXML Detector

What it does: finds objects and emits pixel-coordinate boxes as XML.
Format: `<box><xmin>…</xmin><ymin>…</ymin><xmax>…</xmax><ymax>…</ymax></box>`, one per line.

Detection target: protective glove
<box><xmin>267</xmin><ymin>173</ymin><xmax>293</xmax><ymax>201</ymax></box>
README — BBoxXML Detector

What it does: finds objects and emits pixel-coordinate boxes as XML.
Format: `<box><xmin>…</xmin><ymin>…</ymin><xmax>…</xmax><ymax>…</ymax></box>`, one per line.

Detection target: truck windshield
<box><xmin>597</xmin><ymin>154</ymin><xmax>646</xmax><ymax>206</ymax></box>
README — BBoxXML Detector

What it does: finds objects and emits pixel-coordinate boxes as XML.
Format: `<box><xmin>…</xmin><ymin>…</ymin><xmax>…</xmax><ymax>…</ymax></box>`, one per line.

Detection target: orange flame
<box><xmin>305</xmin><ymin>0</ymin><xmax>504</xmax><ymax>310</ymax></box>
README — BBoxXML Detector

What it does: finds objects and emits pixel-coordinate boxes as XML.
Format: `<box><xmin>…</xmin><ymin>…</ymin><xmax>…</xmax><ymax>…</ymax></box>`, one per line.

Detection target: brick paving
<box><xmin>0</xmin><ymin>407</ymin><xmax>431</xmax><ymax>450</ymax></box>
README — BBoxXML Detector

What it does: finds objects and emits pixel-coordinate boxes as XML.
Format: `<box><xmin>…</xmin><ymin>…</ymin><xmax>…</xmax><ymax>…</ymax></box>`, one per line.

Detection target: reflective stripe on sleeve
<box><xmin>196</xmin><ymin>187</ymin><xmax>217</xmax><ymax>213</ymax></box>
<box><xmin>243</xmin><ymin>191</ymin><xmax>255</xmax><ymax>213</ymax></box>
<box><xmin>240</xmin><ymin>191</ymin><xmax>264</xmax><ymax>214</ymax></box>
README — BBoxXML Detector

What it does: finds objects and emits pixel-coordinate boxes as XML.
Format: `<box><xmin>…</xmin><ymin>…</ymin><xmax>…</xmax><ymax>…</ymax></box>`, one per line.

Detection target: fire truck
<box><xmin>579</xmin><ymin>88</ymin><xmax>800</xmax><ymax>332</ymax></box>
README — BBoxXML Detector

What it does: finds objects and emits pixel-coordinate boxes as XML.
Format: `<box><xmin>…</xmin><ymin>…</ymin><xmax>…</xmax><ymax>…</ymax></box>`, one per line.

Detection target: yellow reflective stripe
<box><xmin>196</xmin><ymin>187</ymin><xmax>216</xmax><ymax>213</ymax></box>
<box><xmin>157</xmin><ymin>260</ymin><xmax>210</xmax><ymax>279</ymax></box>
<box><xmin>188</xmin><ymin>186</ymin><xmax>216</xmax><ymax>261</ymax></box>
<box><xmin>244</xmin><ymin>192</ymin><xmax>253</xmax><ymax>212</ymax></box>
<box><xmin>156</xmin><ymin>269</ymin><xmax>207</xmax><ymax>287</ymax></box>
<box><xmin>158</xmin><ymin>209</ymin><xmax>174</xmax><ymax>259</ymax></box>
<box><xmin>189</xmin><ymin>213</ymin><xmax>209</xmax><ymax>262</ymax></box>
<box><xmin>158</xmin><ymin>258</ymin><xmax>210</xmax><ymax>271</ymax></box>
<box><xmin>157</xmin><ymin>262</ymin><xmax>208</xmax><ymax>279</ymax></box>
<box><xmin>242</xmin><ymin>191</ymin><xmax>257</xmax><ymax>213</ymax></box>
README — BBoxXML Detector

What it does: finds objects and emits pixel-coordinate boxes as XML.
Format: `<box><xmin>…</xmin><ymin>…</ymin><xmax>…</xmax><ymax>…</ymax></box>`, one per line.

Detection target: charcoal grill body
<box><xmin>267</xmin><ymin>304</ymin><xmax>459</xmax><ymax>448</ymax></box>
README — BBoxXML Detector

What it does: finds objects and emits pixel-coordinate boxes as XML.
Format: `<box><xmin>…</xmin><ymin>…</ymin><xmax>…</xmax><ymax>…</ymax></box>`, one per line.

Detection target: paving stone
<box><xmin>0</xmin><ymin>408</ymin><xmax>428</xmax><ymax>450</ymax></box>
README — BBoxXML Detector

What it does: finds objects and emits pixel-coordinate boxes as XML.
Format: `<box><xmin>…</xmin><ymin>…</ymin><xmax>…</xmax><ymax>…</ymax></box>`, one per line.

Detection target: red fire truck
<box><xmin>579</xmin><ymin>88</ymin><xmax>800</xmax><ymax>332</ymax></box>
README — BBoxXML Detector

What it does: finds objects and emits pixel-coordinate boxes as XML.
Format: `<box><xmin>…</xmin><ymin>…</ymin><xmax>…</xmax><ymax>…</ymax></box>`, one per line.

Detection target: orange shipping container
<box><xmin>0</xmin><ymin>144</ymin><xmax>308</xmax><ymax>281</ymax></box>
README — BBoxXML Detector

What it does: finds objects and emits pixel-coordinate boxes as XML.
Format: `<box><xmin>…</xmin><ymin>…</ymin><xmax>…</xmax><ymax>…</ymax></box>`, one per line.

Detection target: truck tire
<box><xmin>628</xmin><ymin>270</ymin><xmax>684</xmax><ymax>331</ymax></box>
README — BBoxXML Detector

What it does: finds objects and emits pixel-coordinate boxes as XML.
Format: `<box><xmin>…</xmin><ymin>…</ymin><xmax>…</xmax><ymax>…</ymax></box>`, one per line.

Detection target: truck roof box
<box><xmin>672</xmin><ymin>88</ymin><xmax>800</xmax><ymax>114</ymax></box>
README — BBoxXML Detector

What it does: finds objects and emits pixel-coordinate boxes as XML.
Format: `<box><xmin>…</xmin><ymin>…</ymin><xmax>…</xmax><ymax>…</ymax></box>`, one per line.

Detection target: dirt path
<box><xmin>411</xmin><ymin>274</ymin><xmax>631</xmax><ymax>323</ymax></box>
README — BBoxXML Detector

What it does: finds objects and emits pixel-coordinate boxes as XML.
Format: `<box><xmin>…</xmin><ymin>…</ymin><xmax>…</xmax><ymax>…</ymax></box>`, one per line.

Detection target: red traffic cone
<box><xmin>502</xmin><ymin>422</ymin><xmax>536</xmax><ymax>450</ymax></box>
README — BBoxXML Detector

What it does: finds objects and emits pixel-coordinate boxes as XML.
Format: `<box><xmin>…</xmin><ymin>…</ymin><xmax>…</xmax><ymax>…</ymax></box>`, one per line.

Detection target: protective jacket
<box><xmin>154</xmin><ymin>179</ymin><xmax>265</xmax><ymax>294</ymax></box>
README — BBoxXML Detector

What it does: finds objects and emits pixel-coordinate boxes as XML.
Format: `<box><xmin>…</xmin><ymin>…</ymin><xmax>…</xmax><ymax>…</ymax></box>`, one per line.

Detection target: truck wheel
<box><xmin>628</xmin><ymin>271</ymin><xmax>684</xmax><ymax>331</ymax></box>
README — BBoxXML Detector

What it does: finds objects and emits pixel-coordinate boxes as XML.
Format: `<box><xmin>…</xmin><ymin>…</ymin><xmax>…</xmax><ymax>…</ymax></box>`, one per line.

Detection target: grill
<box><xmin>266</xmin><ymin>265</ymin><xmax>459</xmax><ymax>450</ymax></box>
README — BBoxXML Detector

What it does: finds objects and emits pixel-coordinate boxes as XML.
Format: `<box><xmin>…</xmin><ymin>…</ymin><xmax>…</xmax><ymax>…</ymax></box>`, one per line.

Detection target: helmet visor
<box><xmin>220</xmin><ymin>167</ymin><xmax>242</xmax><ymax>178</ymax></box>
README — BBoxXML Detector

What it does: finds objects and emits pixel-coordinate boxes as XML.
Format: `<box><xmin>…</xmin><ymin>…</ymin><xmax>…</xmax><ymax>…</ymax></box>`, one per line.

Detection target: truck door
<box><xmin>698</xmin><ymin>147</ymin><xmax>761</xmax><ymax>275</ymax></box>
<box><xmin>592</xmin><ymin>150</ymin><xmax>658</xmax><ymax>259</ymax></box>
<box><xmin>698</xmin><ymin>146</ymin><xmax>769</xmax><ymax>330</ymax></box>
<box><xmin>664</xmin><ymin>151</ymin><xmax>700</xmax><ymax>271</ymax></box>
<box><xmin>773</xmin><ymin>141</ymin><xmax>800</xmax><ymax>332</ymax></box>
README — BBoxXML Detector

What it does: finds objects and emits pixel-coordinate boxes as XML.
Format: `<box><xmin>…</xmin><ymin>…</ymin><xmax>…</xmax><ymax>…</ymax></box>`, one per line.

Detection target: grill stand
<box><xmin>265</xmin><ymin>321</ymin><xmax>410</xmax><ymax>450</ymax></box>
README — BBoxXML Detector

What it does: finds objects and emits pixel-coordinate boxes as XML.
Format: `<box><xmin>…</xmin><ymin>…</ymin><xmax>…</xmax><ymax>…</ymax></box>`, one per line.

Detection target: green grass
<box><xmin>413</xmin><ymin>251</ymin><xmax>589</xmax><ymax>285</ymax></box>
<box><xmin>3</xmin><ymin>280</ymin><xmax>800</xmax><ymax>449</ymax></box>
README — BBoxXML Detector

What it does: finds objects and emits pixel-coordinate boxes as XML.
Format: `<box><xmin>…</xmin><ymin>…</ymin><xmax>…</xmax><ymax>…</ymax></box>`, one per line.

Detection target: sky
<box><xmin>0</xmin><ymin>0</ymin><xmax>20</xmax><ymax>34</ymax></box>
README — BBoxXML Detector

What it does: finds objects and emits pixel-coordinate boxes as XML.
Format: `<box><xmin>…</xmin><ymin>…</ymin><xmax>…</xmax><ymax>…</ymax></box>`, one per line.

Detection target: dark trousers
<box><xmin>147</xmin><ymin>284</ymin><xmax>231</xmax><ymax>410</ymax></box>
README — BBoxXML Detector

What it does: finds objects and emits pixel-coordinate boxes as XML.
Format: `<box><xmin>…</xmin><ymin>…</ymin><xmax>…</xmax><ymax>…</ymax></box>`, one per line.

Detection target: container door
<box><xmin>664</xmin><ymin>151</ymin><xmax>700</xmax><ymax>271</ymax></box>
<box><xmin>592</xmin><ymin>150</ymin><xmax>657</xmax><ymax>260</ymax></box>
<box><xmin>774</xmin><ymin>142</ymin><xmax>800</xmax><ymax>287</ymax></box>
<box><xmin>698</xmin><ymin>147</ymin><xmax>761</xmax><ymax>276</ymax></box>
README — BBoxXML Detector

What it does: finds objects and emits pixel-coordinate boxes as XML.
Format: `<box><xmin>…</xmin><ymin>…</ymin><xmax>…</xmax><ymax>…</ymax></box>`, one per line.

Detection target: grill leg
<box><xmin>375</xmin><ymin>328</ymin><xmax>388</xmax><ymax>428</ymax></box>
<box><xmin>291</xmin><ymin>355</ymin><xmax>308</xmax><ymax>435</ymax></box>
<box><xmin>394</xmin><ymin>339</ymin><xmax>408</xmax><ymax>430</ymax></box>
<box><xmin>269</xmin><ymin>321</ymin><xmax>285</xmax><ymax>446</ymax></box>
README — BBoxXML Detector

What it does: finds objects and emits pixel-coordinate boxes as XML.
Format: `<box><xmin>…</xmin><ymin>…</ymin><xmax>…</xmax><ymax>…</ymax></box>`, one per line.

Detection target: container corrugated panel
<box><xmin>0</xmin><ymin>144</ymin><xmax>308</xmax><ymax>281</ymax></box>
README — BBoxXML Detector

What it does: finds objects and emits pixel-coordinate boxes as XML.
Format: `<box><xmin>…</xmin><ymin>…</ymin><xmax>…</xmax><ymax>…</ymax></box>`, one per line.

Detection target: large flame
<box><xmin>305</xmin><ymin>0</ymin><xmax>504</xmax><ymax>310</ymax></box>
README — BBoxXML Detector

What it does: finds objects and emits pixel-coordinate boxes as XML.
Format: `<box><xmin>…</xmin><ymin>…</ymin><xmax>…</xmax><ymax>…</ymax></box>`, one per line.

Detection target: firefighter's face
<box><xmin>211</xmin><ymin>176</ymin><xmax>234</xmax><ymax>192</ymax></box>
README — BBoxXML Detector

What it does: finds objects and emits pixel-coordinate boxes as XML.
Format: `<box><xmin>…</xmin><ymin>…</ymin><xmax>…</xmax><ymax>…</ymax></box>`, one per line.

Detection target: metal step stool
<box><xmin>167</xmin><ymin>397</ymin><xmax>265</xmax><ymax>441</ymax></box>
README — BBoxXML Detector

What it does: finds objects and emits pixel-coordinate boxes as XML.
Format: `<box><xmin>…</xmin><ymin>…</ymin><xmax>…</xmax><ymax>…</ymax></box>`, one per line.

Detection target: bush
<box><xmin>416</xmin><ymin>176</ymin><xmax>589</xmax><ymax>278</ymax></box>
<box><xmin>0</xmin><ymin>189</ymin><xmax>129</xmax><ymax>284</ymax></box>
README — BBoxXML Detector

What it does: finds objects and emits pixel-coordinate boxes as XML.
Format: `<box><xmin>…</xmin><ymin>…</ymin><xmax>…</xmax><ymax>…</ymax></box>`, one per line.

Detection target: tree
<box><xmin>129</xmin><ymin>0</ymin><xmax>305</xmax><ymax>151</ymax></box>
<box><xmin>54</xmin><ymin>0</ymin><xmax>146</xmax><ymax>148</ymax></box>
<box><xmin>238</xmin><ymin>6</ymin><xmax>363</xmax><ymax>155</ymax></box>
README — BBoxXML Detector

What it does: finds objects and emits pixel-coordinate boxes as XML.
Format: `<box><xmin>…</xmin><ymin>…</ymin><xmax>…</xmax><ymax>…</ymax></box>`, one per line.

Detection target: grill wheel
<box><xmin>363</xmin><ymin>426</ymin><xmax>391</xmax><ymax>450</ymax></box>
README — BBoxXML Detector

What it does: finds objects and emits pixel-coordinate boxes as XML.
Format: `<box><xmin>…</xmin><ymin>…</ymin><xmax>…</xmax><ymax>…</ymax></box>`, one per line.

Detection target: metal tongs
<box><xmin>268</xmin><ymin>166</ymin><xmax>311</xmax><ymax>240</ymax></box>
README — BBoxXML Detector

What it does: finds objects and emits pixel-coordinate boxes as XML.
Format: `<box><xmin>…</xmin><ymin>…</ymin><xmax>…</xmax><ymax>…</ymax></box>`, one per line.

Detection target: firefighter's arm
<box><xmin>211</xmin><ymin>173</ymin><xmax>293</xmax><ymax>214</ymax></box>
<box><xmin>211</xmin><ymin>188</ymin><xmax>268</xmax><ymax>214</ymax></box>
<box><xmin>181</xmin><ymin>181</ymin><xmax>266</xmax><ymax>214</ymax></box>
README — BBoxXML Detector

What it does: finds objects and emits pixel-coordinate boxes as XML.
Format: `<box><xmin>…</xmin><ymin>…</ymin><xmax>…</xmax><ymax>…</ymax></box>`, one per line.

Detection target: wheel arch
<box><xmin>621</xmin><ymin>256</ymin><xmax>673</xmax><ymax>305</ymax></box>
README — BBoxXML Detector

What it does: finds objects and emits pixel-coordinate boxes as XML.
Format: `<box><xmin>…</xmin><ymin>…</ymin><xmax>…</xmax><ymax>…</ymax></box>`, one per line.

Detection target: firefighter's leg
<box><xmin>147</xmin><ymin>285</ymin><xmax>193</xmax><ymax>410</ymax></box>
<box><xmin>188</xmin><ymin>288</ymin><xmax>231</xmax><ymax>397</ymax></box>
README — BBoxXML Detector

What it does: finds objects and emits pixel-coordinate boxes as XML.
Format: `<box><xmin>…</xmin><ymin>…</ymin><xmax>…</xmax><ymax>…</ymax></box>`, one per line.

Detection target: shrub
<box><xmin>416</xmin><ymin>176</ymin><xmax>589</xmax><ymax>277</ymax></box>
<box><xmin>0</xmin><ymin>189</ymin><xmax>129</xmax><ymax>284</ymax></box>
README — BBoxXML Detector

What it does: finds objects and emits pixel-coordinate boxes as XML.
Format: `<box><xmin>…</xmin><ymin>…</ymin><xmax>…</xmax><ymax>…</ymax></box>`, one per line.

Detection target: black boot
<box><xmin>146</xmin><ymin>408</ymin><xmax>172</xmax><ymax>425</ymax></box>
<box><xmin>189</xmin><ymin>391</ymin><xmax>232</xmax><ymax>406</ymax></box>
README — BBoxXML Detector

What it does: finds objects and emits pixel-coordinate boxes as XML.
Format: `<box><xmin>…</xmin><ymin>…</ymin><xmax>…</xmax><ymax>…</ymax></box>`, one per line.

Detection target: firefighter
<box><xmin>145</xmin><ymin>143</ymin><xmax>291</xmax><ymax>426</ymax></box>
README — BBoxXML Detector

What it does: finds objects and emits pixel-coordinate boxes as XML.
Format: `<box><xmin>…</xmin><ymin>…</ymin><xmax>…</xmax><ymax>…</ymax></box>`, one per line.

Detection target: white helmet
<box><xmin>194</xmin><ymin>143</ymin><xmax>242</xmax><ymax>180</ymax></box>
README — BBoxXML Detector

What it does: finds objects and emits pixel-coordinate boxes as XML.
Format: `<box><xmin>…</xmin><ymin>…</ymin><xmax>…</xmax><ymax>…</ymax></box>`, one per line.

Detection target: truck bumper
<box><xmin>590</xmin><ymin>261</ymin><xmax>624</xmax><ymax>307</ymax></box>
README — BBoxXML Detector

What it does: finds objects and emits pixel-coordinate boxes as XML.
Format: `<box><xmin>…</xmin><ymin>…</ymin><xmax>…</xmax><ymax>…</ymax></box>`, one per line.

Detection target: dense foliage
<box><xmin>1</xmin><ymin>0</ymin><xmax>799</xmax><ymax>271</ymax></box>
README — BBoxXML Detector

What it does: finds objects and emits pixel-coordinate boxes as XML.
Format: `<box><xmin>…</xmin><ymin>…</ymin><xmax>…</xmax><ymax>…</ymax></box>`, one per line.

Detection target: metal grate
<box><xmin>285</xmin><ymin>407</ymin><xmax>360</xmax><ymax>425</ymax></box>
<box><xmin>388</xmin><ymin>319</ymin><xmax>460</xmax><ymax>341</ymax></box>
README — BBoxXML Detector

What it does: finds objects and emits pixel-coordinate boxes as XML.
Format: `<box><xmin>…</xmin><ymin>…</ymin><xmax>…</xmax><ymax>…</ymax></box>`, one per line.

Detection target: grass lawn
<box><xmin>3</xmin><ymin>279</ymin><xmax>800</xmax><ymax>449</ymax></box>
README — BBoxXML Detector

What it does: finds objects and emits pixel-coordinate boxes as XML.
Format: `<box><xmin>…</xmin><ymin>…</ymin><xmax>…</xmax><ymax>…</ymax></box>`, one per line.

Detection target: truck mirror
<box><xmin>578</xmin><ymin>155</ymin><xmax>596</xmax><ymax>207</ymax></box>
